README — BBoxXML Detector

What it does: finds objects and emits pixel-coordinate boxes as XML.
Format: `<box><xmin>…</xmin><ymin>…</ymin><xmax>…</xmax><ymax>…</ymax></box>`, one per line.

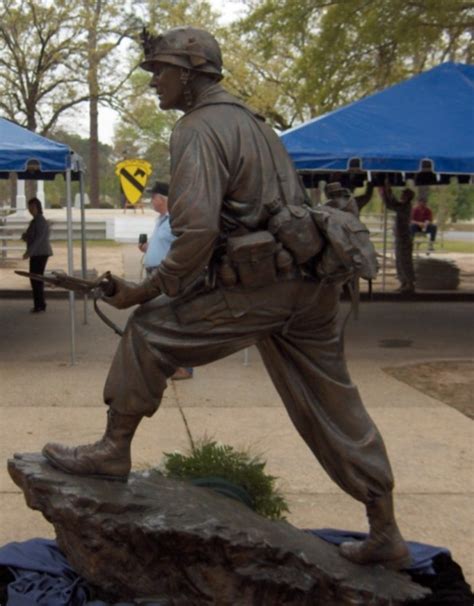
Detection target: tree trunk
<box><xmin>88</xmin><ymin>1</ymin><xmax>101</xmax><ymax>208</ymax></box>
<box><xmin>89</xmin><ymin>93</ymin><xmax>100</xmax><ymax>208</ymax></box>
<box><xmin>25</xmin><ymin>106</ymin><xmax>38</xmax><ymax>201</ymax></box>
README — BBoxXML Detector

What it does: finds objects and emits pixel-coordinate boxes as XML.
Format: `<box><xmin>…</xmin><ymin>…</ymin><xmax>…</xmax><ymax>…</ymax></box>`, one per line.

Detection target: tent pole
<box><xmin>66</xmin><ymin>169</ymin><xmax>76</xmax><ymax>365</ymax></box>
<box><xmin>382</xmin><ymin>203</ymin><xmax>388</xmax><ymax>292</ymax></box>
<box><xmin>79</xmin><ymin>170</ymin><xmax>88</xmax><ymax>325</ymax></box>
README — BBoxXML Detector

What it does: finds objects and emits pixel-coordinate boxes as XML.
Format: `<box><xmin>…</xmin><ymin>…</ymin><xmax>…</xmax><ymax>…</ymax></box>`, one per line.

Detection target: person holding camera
<box><xmin>139</xmin><ymin>181</ymin><xmax>174</xmax><ymax>276</ymax></box>
<box><xmin>139</xmin><ymin>181</ymin><xmax>193</xmax><ymax>380</ymax></box>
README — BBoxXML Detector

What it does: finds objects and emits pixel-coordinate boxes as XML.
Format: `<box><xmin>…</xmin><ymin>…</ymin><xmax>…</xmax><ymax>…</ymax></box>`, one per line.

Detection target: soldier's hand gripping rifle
<box><xmin>15</xmin><ymin>270</ymin><xmax>124</xmax><ymax>336</ymax></box>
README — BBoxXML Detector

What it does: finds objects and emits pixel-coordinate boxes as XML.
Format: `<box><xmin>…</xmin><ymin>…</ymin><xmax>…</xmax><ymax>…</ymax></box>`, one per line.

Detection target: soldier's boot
<box><xmin>339</xmin><ymin>493</ymin><xmax>411</xmax><ymax>570</ymax></box>
<box><xmin>42</xmin><ymin>409</ymin><xmax>142</xmax><ymax>481</ymax></box>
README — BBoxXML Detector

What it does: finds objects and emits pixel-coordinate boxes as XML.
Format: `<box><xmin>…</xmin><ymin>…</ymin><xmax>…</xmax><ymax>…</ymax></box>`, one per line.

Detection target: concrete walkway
<box><xmin>0</xmin><ymin>249</ymin><xmax>473</xmax><ymax>587</ymax></box>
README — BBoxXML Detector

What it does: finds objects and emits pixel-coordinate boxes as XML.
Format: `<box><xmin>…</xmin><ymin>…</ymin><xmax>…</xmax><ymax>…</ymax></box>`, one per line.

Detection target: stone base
<box><xmin>8</xmin><ymin>453</ymin><xmax>429</xmax><ymax>605</ymax></box>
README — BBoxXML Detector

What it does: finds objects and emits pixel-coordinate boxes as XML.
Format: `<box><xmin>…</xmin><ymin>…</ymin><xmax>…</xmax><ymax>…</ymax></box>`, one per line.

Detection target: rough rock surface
<box><xmin>8</xmin><ymin>453</ymin><xmax>429</xmax><ymax>605</ymax></box>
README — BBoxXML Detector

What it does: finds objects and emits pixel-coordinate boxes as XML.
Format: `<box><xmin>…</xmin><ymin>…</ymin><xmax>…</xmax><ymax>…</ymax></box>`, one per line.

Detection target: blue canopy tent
<box><xmin>0</xmin><ymin>118</ymin><xmax>72</xmax><ymax>174</ymax></box>
<box><xmin>281</xmin><ymin>62</ymin><xmax>474</xmax><ymax>188</ymax></box>
<box><xmin>0</xmin><ymin>117</ymin><xmax>87</xmax><ymax>364</ymax></box>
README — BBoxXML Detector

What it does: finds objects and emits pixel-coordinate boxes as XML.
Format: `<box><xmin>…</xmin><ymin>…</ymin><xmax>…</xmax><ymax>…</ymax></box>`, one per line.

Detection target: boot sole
<box><xmin>43</xmin><ymin>452</ymin><xmax>129</xmax><ymax>483</ymax></box>
<box><xmin>340</xmin><ymin>543</ymin><xmax>412</xmax><ymax>571</ymax></box>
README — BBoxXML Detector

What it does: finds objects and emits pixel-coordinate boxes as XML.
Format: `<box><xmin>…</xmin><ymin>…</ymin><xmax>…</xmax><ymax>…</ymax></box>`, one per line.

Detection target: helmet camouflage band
<box><xmin>140</xmin><ymin>26</ymin><xmax>223</xmax><ymax>80</ymax></box>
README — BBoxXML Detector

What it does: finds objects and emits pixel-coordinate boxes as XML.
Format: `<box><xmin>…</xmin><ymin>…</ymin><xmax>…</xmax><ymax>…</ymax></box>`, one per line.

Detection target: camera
<box><xmin>138</xmin><ymin>233</ymin><xmax>148</xmax><ymax>244</ymax></box>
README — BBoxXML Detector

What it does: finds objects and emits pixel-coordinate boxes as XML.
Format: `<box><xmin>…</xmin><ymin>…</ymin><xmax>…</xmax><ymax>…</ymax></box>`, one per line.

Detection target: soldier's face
<box><xmin>150</xmin><ymin>62</ymin><xmax>186</xmax><ymax>111</ymax></box>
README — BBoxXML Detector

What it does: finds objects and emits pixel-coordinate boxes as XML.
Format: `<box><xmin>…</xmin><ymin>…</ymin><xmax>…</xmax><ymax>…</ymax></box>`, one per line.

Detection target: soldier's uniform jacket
<box><xmin>149</xmin><ymin>83</ymin><xmax>305</xmax><ymax>297</ymax></box>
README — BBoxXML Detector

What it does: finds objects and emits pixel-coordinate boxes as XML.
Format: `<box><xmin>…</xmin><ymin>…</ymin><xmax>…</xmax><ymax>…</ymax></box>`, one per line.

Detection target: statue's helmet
<box><xmin>141</xmin><ymin>26</ymin><xmax>223</xmax><ymax>81</ymax></box>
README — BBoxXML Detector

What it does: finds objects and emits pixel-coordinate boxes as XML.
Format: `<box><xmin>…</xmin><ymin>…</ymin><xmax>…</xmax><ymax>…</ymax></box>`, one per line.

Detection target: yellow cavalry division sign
<box><xmin>115</xmin><ymin>159</ymin><xmax>152</xmax><ymax>205</ymax></box>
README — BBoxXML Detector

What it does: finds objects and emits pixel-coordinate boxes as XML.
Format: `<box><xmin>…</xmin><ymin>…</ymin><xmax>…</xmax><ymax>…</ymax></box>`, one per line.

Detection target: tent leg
<box><xmin>382</xmin><ymin>203</ymin><xmax>388</xmax><ymax>293</ymax></box>
<box><xmin>79</xmin><ymin>171</ymin><xmax>88</xmax><ymax>325</ymax></box>
<box><xmin>66</xmin><ymin>169</ymin><xmax>76</xmax><ymax>365</ymax></box>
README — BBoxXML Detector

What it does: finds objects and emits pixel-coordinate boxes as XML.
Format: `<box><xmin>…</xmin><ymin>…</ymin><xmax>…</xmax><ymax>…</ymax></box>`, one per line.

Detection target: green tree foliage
<box><xmin>234</xmin><ymin>0</ymin><xmax>473</xmax><ymax>128</ymax></box>
<box><xmin>452</xmin><ymin>185</ymin><xmax>474</xmax><ymax>223</ymax></box>
<box><xmin>76</xmin><ymin>0</ymin><xmax>147</xmax><ymax>206</ymax></box>
<box><xmin>428</xmin><ymin>181</ymin><xmax>474</xmax><ymax>226</ymax></box>
<box><xmin>43</xmin><ymin>129</ymin><xmax>116</xmax><ymax>207</ymax></box>
<box><xmin>113</xmin><ymin>71</ymin><xmax>177</xmax><ymax>181</ymax></box>
<box><xmin>0</xmin><ymin>0</ymin><xmax>87</xmax><ymax>134</ymax></box>
<box><xmin>360</xmin><ymin>182</ymin><xmax>474</xmax><ymax>226</ymax></box>
<box><xmin>0</xmin><ymin>0</ymin><xmax>148</xmax><ymax>205</ymax></box>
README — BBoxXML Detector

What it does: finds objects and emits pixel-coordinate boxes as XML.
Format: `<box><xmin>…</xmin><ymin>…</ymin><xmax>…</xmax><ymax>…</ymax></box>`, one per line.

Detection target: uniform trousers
<box><xmin>29</xmin><ymin>255</ymin><xmax>49</xmax><ymax>310</ymax></box>
<box><xmin>394</xmin><ymin>228</ymin><xmax>415</xmax><ymax>285</ymax></box>
<box><xmin>103</xmin><ymin>277</ymin><xmax>394</xmax><ymax>504</ymax></box>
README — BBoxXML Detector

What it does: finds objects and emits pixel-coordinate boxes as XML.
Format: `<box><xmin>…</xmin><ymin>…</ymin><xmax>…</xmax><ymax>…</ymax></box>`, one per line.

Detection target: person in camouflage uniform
<box><xmin>380</xmin><ymin>182</ymin><xmax>416</xmax><ymax>293</ymax></box>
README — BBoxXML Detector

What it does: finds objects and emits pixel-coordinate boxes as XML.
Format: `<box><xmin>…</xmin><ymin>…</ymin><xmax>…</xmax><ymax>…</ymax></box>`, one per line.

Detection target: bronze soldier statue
<box><xmin>42</xmin><ymin>26</ymin><xmax>410</xmax><ymax>570</ymax></box>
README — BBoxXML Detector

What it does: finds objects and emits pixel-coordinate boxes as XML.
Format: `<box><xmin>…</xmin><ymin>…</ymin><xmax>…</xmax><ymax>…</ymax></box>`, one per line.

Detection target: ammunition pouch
<box><xmin>267</xmin><ymin>203</ymin><xmax>324</xmax><ymax>265</ymax></box>
<box><xmin>226</xmin><ymin>231</ymin><xmax>277</xmax><ymax>288</ymax></box>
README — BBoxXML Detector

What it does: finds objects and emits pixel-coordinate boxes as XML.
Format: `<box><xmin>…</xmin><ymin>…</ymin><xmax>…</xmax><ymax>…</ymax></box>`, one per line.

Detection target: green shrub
<box><xmin>163</xmin><ymin>439</ymin><xmax>289</xmax><ymax>520</ymax></box>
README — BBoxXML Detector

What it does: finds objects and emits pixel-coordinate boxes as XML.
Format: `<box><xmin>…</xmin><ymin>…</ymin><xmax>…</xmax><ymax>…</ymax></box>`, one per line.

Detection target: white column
<box><xmin>15</xmin><ymin>179</ymin><xmax>28</xmax><ymax>217</ymax></box>
<box><xmin>37</xmin><ymin>180</ymin><xmax>45</xmax><ymax>205</ymax></box>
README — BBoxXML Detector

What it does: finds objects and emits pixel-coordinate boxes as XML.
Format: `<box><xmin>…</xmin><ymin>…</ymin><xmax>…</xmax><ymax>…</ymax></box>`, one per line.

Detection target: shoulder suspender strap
<box><xmin>187</xmin><ymin>99</ymin><xmax>309</xmax><ymax>208</ymax></box>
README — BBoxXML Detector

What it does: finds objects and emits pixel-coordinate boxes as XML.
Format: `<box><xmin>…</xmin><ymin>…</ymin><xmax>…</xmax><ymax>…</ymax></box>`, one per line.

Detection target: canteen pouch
<box><xmin>227</xmin><ymin>231</ymin><xmax>277</xmax><ymax>288</ymax></box>
<box><xmin>266</xmin><ymin>202</ymin><xmax>324</xmax><ymax>264</ymax></box>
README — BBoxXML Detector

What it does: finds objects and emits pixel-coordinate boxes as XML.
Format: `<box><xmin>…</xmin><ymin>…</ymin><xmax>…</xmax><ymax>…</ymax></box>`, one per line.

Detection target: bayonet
<box><xmin>15</xmin><ymin>270</ymin><xmax>115</xmax><ymax>296</ymax></box>
<box><xmin>15</xmin><ymin>270</ymin><xmax>123</xmax><ymax>336</ymax></box>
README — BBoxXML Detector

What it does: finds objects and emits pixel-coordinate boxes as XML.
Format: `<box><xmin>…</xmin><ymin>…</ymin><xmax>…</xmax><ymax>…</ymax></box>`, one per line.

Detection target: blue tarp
<box><xmin>0</xmin><ymin>118</ymin><xmax>71</xmax><ymax>173</ymax></box>
<box><xmin>281</xmin><ymin>62</ymin><xmax>474</xmax><ymax>175</ymax></box>
<box><xmin>0</xmin><ymin>535</ymin><xmax>457</xmax><ymax>605</ymax></box>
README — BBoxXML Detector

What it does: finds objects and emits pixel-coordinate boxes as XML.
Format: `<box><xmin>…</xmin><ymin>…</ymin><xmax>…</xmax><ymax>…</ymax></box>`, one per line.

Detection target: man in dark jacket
<box><xmin>43</xmin><ymin>26</ymin><xmax>409</xmax><ymax>569</ymax></box>
<box><xmin>22</xmin><ymin>197</ymin><xmax>53</xmax><ymax>312</ymax></box>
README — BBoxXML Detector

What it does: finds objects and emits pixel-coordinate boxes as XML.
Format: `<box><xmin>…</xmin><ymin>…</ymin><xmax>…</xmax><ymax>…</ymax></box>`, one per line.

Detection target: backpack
<box><xmin>309</xmin><ymin>204</ymin><xmax>379</xmax><ymax>283</ymax></box>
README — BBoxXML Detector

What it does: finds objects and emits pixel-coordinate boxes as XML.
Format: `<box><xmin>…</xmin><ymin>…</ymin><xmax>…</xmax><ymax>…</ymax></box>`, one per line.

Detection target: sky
<box><xmin>83</xmin><ymin>0</ymin><xmax>248</xmax><ymax>145</ymax></box>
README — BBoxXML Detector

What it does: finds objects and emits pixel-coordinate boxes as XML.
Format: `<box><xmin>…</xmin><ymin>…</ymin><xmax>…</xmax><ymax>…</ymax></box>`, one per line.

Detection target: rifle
<box><xmin>15</xmin><ymin>270</ymin><xmax>124</xmax><ymax>336</ymax></box>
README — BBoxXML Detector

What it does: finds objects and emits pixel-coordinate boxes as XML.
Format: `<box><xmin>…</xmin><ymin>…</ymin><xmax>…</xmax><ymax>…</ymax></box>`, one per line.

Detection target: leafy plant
<box><xmin>163</xmin><ymin>439</ymin><xmax>289</xmax><ymax>520</ymax></box>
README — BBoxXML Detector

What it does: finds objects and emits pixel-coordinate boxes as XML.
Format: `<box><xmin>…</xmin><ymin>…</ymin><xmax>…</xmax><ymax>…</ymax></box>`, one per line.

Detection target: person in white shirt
<box><xmin>139</xmin><ymin>182</ymin><xmax>175</xmax><ymax>275</ymax></box>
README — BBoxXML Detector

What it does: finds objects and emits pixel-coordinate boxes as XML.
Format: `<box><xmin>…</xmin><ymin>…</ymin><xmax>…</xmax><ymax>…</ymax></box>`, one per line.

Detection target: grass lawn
<box><xmin>374</xmin><ymin>239</ymin><xmax>473</xmax><ymax>255</ymax></box>
<box><xmin>53</xmin><ymin>239</ymin><xmax>121</xmax><ymax>247</ymax></box>
<box><xmin>438</xmin><ymin>239</ymin><xmax>474</xmax><ymax>254</ymax></box>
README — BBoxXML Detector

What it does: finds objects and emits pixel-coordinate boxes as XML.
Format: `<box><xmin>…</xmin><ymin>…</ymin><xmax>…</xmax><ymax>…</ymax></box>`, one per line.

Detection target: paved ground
<box><xmin>0</xmin><ymin>244</ymin><xmax>473</xmax><ymax>588</ymax></box>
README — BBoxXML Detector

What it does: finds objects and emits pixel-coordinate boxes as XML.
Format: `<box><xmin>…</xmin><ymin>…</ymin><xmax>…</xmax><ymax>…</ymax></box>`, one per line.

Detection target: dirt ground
<box><xmin>384</xmin><ymin>360</ymin><xmax>474</xmax><ymax>419</ymax></box>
